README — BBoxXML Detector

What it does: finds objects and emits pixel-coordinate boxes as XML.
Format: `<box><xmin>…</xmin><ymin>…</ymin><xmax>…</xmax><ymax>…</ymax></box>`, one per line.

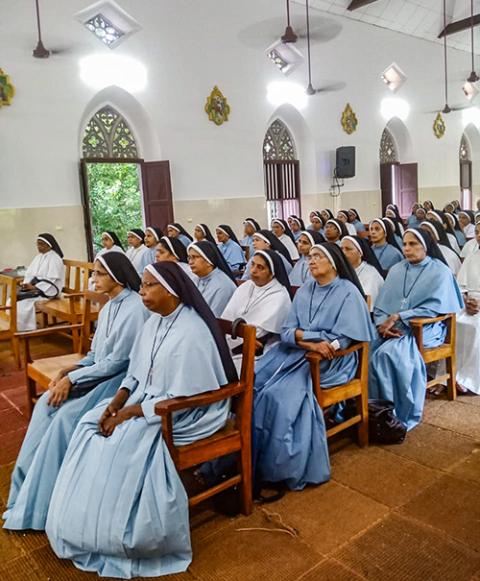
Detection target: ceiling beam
<box><xmin>438</xmin><ymin>13</ymin><xmax>480</xmax><ymax>38</ymax></box>
<box><xmin>347</xmin><ymin>0</ymin><xmax>380</xmax><ymax>11</ymax></box>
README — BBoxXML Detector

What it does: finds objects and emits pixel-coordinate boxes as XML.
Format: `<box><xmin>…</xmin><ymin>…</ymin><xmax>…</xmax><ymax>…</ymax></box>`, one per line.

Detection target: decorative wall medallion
<box><xmin>341</xmin><ymin>103</ymin><xmax>358</xmax><ymax>135</ymax></box>
<box><xmin>0</xmin><ymin>69</ymin><xmax>15</xmax><ymax>107</ymax></box>
<box><xmin>205</xmin><ymin>86</ymin><xmax>230</xmax><ymax>125</ymax></box>
<box><xmin>433</xmin><ymin>112</ymin><xmax>446</xmax><ymax>139</ymax></box>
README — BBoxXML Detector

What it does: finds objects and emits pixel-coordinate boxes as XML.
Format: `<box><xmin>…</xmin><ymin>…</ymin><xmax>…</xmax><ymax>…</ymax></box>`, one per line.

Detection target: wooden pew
<box><xmin>155</xmin><ymin>319</ymin><xmax>256</xmax><ymax>515</ymax></box>
<box><xmin>0</xmin><ymin>274</ymin><xmax>21</xmax><ymax>368</ymax></box>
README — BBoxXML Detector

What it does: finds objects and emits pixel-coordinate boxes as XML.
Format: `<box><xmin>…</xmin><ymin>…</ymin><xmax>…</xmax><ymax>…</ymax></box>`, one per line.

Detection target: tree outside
<box><xmin>86</xmin><ymin>162</ymin><xmax>144</xmax><ymax>253</ymax></box>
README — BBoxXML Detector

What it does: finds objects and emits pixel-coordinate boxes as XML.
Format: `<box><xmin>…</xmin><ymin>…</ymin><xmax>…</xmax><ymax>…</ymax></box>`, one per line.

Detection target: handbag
<box><xmin>17</xmin><ymin>277</ymin><xmax>60</xmax><ymax>301</ymax></box>
<box><xmin>368</xmin><ymin>399</ymin><xmax>407</xmax><ymax>445</ymax></box>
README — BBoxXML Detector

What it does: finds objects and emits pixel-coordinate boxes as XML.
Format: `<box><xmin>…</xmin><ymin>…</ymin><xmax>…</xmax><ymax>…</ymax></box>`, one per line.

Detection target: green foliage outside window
<box><xmin>86</xmin><ymin>162</ymin><xmax>143</xmax><ymax>252</ymax></box>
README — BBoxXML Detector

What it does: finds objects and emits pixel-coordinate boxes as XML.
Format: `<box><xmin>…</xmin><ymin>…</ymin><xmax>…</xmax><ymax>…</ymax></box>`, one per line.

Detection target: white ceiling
<box><xmin>293</xmin><ymin>0</ymin><xmax>480</xmax><ymax>53</ymax></box>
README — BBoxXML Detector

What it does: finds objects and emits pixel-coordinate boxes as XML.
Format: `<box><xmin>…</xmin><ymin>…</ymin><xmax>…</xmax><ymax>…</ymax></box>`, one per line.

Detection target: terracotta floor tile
<box><xmin>299</xmin><ymin>558</ymin><xmax>366</xmax><ymax>580</ymax></box>
<box><xmin>0</xmin><ymin>410</ymin><xmax>28</xmax><ymax>436</ymax></box>
<box><xmin>0</xmin><ymin>429</ymin><xmax>26</xmax><ymax>466</ymax></box>
<box><xmin>422</xmin><ymin>400</ymin><xmax>480</xmax><ymax>440</ymax></box>
<box><xmin>449</xmin><ymin>448</ymin><xmax>480</xmax><ymax>485</ymax></box>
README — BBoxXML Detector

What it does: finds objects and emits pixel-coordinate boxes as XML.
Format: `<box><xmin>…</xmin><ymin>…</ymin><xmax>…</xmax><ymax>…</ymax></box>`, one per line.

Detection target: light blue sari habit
<box><xmin>369</xmin><ymin>257</ymin><xmax>463</xmax><ymax>430</ymax></box>
<box><xmin>372</xmin><ymin>242</ymin><xmax>403</xmax><ymax>271</ymax></box>
<box><xmin>3</xmin><ymin>288</ymin><xmax>147</xmax><ymax>531</ymax></box>
<box><xmin>253</xmin><ymin>277</ymin><xmax>376</xmax><ymax>491</ymax></box>
<box><xmin>353</xmin><ymin>219</ymin><xmax>365</xmax><ymax>233</ymax></box>
<box><xmin>46</xmin><ymin>305</ymin><xmax>230</xmax><ymax>579</ymax></box>
<box><xmin>177</xmin><ymin>233</ymin><xmax>192</xmax><ymax>248</ymax></box>
<box><xmin>194</xmin><ymin>267</ymin><xmax>237</xmax><ymax>317</ymax></box>
<box><xmin>288</xmin><ymin>255</ymin><xmax>311</xmax><ymax>286</ymax></box>
<box><xmin>240</xmin><ymin>235</ymin><xmax>254</xmax><ymax>257</ymax></box>
<box><xmin>218</xmin><ymin>238</ymin><xmax>245</xmax><ymax>271</ymax></box>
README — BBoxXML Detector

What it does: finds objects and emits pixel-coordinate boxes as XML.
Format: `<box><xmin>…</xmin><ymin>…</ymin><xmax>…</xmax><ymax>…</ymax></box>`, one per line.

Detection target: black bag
<box><xmin>368</xmin><ymin>399</ymin><xmax>407</xmax><ymax>445</ymax></box>
<box><xmin>17</xmin><ymin>277</ymin><xmax>60</xmax><ymax>301</ymax></box>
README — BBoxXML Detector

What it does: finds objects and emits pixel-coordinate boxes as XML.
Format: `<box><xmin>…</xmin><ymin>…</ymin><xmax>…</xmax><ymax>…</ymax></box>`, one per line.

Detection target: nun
<box><xmin>337</xmin><ymin>210</ymin><xmax>357</xmax><ymax>235</ymax></box>
<box><xmin>309</xmin><ymin>213</ymin><xmax>325</xmax><ymax>236</ymax></box>
<box><xmin>289</xmin><ymin>216</ymin><xmax>306</xmax><ymax>241</ymax></box>
<box><xmin>320</xmin><ymin>209</ymin><xmax>334</xmax><ymax>223</ymax></box>
<box><xmin>384</xmin><ymin>215</ymin><xmax>404</xmax><ymax>248</ymax></box>
<box><xmin>188</xmin><ymin>240</ymin><xmax>237</xmax><ymax>316</ymax></box>
<box><xmin>241</xmin><ymin>230</ymin><xmax>293</xmax><ymax>280</ymax></box>
<box><xmin>166</xmin><ymin>223</ymin><xmax>193</xmax><ymax>247</ymax></box>
<box><xmin>3</xmin><ymin>253</ymin><xmax>147</xmax><ymax>531</ymax></box>
<box><xmin>96</xmin><ymin>231</ymin><xmax>125</xmax><ymax>258</ymax></box>
<box><xmin>459</xmin><ymin>211</ymin><xmax>476</xmax><ymax>240</ymax></box>
<box><xmin>155</xmin><ymin>235</ymin><xmax>194</xmax><ymax>279</ymax></box>
<box><xmin>446</xmin><ymin>212</ymin><xmax>467</xmax><ymax>249</ymax></box>
<box><xmin>341</xmin><ymin>235</ymin><xmax>385</xmax><ymax>310</ymax></box>
<box><xmin>216</xmin><ymin>224</ymin><xmax>245</xmax><ymax>273</ymax></box>
<box><xmin>324</xmin><ymin>218</ymin><xmax>348</xmax><ymax>244</ymax></box>
<box><xmin>423</xmin><ymin>200</ymin><xmax>435</xmax><ymax>212</ymax></box>
<box><xmin>144</xmin><ymin>227</ymin><xmax>164</xmax><ymax>263</ymax></box>
<box><xmin>17</xmin><ymin>234</ymin><xmax>65</xmax><ymax>331</ymax></box>
<box><xmin>369</xmin><ymin>218</ymin><xmax>403</xmax><ymax>273</ymax></box>
<box><xmin>348</xmin><ymin>208</ymin><xmax>366</xmax><ymax>233</ymax></box>
<box><xmin>407</xmin><ymin>203</ymin><xmax>421</xmax><ymax>227</ymax></box>
<box><xmin>193</xmin><ymin>223</ymin><xmax>217</xmax><ymax>244</ymax></box>
<box><xmin>420</xmin><ymin>221</ymin><xmax>462</xmax><ymax>275</ymax></box>
<box><xmin>125</xmin><ymin>229</ymin><xmax>151</xmax><ymax>276</ymax></box>
<box><xmin>429</xmin><ymin>211</ymin><xmax>462</xmax><ymax>254</ymax></box>
<box><xmin>45</xmin><ymin>263</ymin><xmax>237</xmax><ymax>579</ymax></box>
<box><xmin>369</xmin><ymin>229</ymin><xmax>463</xmax><ymax>430</ymax></box>
<box><xmin>253</xmin><ymin>243</ymin><xmax>376</xmax><ymax>491</ymax></box>
<box><xmin>240</xmin><ymin>218</ymin><xmax>261</xmax><ymax>257</ymax></box>
<box><xmin>456</xmin><ymin>222</ymin><xmax>480</xmax><ymax>395</ymax></box>
<box><xmin>289</xmin><ymin>230</ymin><xmax>325</xmax><ymax>286</ymax></box>
<box><xmin>271</xmin><ymin>219</ymin><xmax>300</xmax><ymax>261</ymax></box>
<box><xmin>222</xmin><ymin>249</ymin><xmax>291</xmax><ymax>369</ymax></box>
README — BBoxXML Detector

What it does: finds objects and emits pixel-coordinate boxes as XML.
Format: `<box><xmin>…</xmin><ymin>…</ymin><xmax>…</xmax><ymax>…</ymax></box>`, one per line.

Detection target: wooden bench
<box><xmin>155</xmin><ymin>319</ymin><xmax>256</xmax><ymax>515</ymax></box>
<box><xmin>411</xmin><ymin>314</ymin><xmax>457</xmax><ymax>400</ymax></box>
<box><xmin>0</xmin><ymin>274</ymin><xmax>21</xmax><ymax>368</ymax></box>
<box><xmin>307</xmin><ymin>341</ymin><xmax>370</xmax><ymax>446</ymax></box>
<box><xmin>18</xmin><ymin>291</ymin><xmax>108</xmax><ymax>416</ymax></box>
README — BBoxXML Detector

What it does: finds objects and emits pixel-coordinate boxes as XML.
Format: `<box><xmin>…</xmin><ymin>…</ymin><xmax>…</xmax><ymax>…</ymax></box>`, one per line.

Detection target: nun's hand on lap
<box><xmin>48</xmin><ymin>377</ymin><xmax>71</xmax><ymax>407</ymax></box>
<box><xmin>99</xmin><ymin>408</ymin><xmax>129</xmax><ymax>437</ymax></box>
<box><xmin>377</xmin><ymin>315</ymin><xmax>402</xmax><ymax>339</ymax></box>
<box><xmin>301</xmin><ymin>340</ymin><xmax>335</xmax><ymax>359</ymax></box>
<box><xmin>465</xmin><ymin>298</ymin><xmax>480</xmax><ymax>316</ymax></box>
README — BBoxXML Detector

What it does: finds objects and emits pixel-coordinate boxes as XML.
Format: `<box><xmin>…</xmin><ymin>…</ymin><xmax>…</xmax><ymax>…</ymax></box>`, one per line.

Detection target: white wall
<box><xmin>0</xmin><ymin>0</ymin><xmax>479</xmax><ymax>265</ymax></box>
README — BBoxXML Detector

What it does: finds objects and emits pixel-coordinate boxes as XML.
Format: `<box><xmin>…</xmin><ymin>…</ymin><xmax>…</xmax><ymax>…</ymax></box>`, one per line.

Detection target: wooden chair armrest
<box><xmin>155</xmin><ymin>382</ymin><xmax>244</xmax><ymax>416</ymax></box>
<box><xmin>0</xmin><ymin>305</ymin><xmax>11</xmax><ymax>311</ymax></box>
<box><xmin>305</xmin><ymin>341</ymin><xmax>363</xmax><ymax>364</ymax></box>
<box><xmin>15</xmin><ymin>323</ymin><xmax>83</xmax><ymax>339</ymax></box>
<box><xmin>410</xmin><ymin>314</ymin><xmax>451</xmax><ymax>326</ymax></box>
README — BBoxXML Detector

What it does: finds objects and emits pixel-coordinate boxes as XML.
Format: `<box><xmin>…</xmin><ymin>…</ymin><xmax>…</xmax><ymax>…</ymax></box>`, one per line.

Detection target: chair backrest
<box><xmin>79</xmin><ymin>290</ymin><xmax>109</xmax><ymax>353</ymax></box>
<box><xmin>63</xmin><ymin>260</ymin><xmax>95</xmax><ymax>294</ymax></box>
<box><xmin>217</xmin><ymin>318</ymin><xmax>256</xmax><ymax>419</ymax></box>
<box><xmin>241</xmin><ymin>245</ymin><xmax>250</xmax><ymax>262</ymax></box>
<box><xmin>0</xmin><ymin>274</ymin><xmax>18</xmax><ymax>334</ymax></box>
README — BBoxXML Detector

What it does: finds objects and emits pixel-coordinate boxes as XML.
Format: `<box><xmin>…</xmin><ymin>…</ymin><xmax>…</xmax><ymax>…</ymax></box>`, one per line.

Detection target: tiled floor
<box><xmin>0</xmin><ymin>339</ymin><xmax>479</xmax><ymax>581</ymax></box>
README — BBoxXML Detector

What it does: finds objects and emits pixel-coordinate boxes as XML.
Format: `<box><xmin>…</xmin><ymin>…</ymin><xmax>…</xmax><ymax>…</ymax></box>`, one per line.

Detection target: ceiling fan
<box><xmin>427</xmin><ymin>0</ymin><xmax>469</xmax><ymax>113</ymax></box>
<box><xmin>32</xmin><ymin>0</ymin><xmax>71</xmax><ymax>58</ymax></box>
<box><xmin>304</xmin><ymin>0</ymin><xmax>345</xmax><ymax>95</ymax></box>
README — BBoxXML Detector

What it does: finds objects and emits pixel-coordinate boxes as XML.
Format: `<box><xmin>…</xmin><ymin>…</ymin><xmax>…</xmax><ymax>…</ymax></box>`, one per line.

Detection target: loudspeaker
<box><xmin>336</xmin><ymin>146</ymin><xmax>356</xmax><ymax>179</ymax></box>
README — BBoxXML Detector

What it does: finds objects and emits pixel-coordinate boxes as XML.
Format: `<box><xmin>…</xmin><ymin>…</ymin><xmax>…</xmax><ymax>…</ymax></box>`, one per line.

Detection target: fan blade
<box><xmin>307</xmin><ymin>81</ymin><xmax>346</xmax><ymax>95</ymax></box>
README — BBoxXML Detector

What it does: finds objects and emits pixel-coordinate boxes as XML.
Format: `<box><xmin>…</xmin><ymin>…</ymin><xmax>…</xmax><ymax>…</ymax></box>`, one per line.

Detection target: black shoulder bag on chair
<box><xmin>17</xmin><ymin>277</ymin><xmax>60</xmax><ymax>301</ymax></box>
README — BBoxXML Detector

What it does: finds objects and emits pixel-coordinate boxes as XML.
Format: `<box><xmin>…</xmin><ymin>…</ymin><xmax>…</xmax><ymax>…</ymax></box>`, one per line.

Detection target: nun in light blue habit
<box><xmin>242</xmin><ymin>229</ymin><xmax>293</xmax><ymax>280</ymax></box>
<box><xmin>188</xmin><ymin>240</ymin><xmax>237</xmax><ymax>316</ymax></box>
<box><xmin>144</xmin><ymin>226</ymin><xmax>164</xmax><ymax>263</ymax></box>
<box><xmin>289</xmin><ymin>230</ymin><xmax>324</xmax><ymax>286</ymax></box>
<box><xmin>369</xmin><ymin>228</ymin><xmax>463</xmax><ymax>430</ymax></box>
<box><xmin>46</xmin><ymin>262</ymin><xmax>237</xmax><ymax>579</ymax></box>
<box><xmin>369</xmin><ymin>218</ymin><xmax>403</xmax><ymax>273</ymax></box>
<box><xmin>216</xmin><ymin>224</ymin><xmax>245</xmax><ymax>272</ymax></box>
<box><xmin>167</xmin><ymin>222</ymin><xmax>193</xmax><ymax>248</ymax></box>
<box><xmin>3</xmin><ymin>253</ymin><xmax>148</xmax><ymax>531</ymax></box>
<box><xmin>253</xmin><ymin>243</ymin><xmax>376</xmax><ymax>491</ymax></box>
<box><xmin>239</xmin><ymin>218</ymin><xmax>261</xmax><ymax>257</ymax></box>
<box><xmin>288</xmin><ymin>216</ymin><xmax>306</xmax><ymax>241</ymax></box>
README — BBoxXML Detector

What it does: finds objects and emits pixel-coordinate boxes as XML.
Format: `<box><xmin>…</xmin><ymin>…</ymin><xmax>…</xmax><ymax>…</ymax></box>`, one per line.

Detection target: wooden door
<box><xmin>141</xmin><ymin>161</ymin><xmax>174</xmax><ymax>231</ymax></box>
<box><xmin>380</xmin><ymin>162</ymin><xmax>417</xmax><ymax>217</ymax></box>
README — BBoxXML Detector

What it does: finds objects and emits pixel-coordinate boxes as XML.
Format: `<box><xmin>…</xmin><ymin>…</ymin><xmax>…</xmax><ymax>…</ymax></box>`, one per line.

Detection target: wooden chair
<box><xmin>410</xmin><ymin>314</ymin><xmax>457</xmax><ymax>400</ymax></box>
<box><xmin>307</xmin><ymin>342</ymin><xmax>370</xmax><ymax>446</ymax></box>
<box><xmin>37</xmin><ymin>260</ymin><xmax>96</xmax><ymax>350</ymax></box>
<box><xmin>155</xmin><ymin>319</ymin><xmax>256</xmax><ymax>515</ymax></box>
<box><xmin>18</xmin><ymin>291</ymin><xmax>108</xmax><ymax>416</ymax></box>
<box><xmin>0</xmin><ymin>274</ymin><xmax>21</xmax><ymax>368</ymax></box>
<box><xmin>241</xmin><ymin>245</ymin><xmax>250</xmax><ymax>262</ymax></box>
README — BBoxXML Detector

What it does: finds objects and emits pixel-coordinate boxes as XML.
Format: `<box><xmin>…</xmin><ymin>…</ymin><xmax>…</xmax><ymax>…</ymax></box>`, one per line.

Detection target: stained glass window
<box><xmin>460</xmin><ymin>134</ymin><xmax>471</xmax><ymax>161</ymax></box>
<box><xmin>84</xmin><ymin>14</ymin><xmax>124</xmax><ymax>47</ymax></box>
<box><xmin>379</xmin><ymin>127</ymin><xmax>398</xmax><ymax>163</ymax></box>
<box><xmin>263</xmin><ymin>119</ymin><xmax>296</xmax><ymax>161</ymax></box>
<box><xmin>82</xmin><ymin>106</ymin><xmax>138</xmax><ymax>159</ymax></box>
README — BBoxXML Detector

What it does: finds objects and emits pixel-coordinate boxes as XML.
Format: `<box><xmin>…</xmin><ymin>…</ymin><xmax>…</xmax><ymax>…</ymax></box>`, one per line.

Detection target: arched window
<box><xmin>263</xmin><ymin>119</ymin><xmax>300</xmax><ymax>221</ymax></box>
<box><xmin>379</xmin><ymin>127</ymin><xmax>398</xmax><ymax>163</ymax></box>
<box><xmin>263</xmin><ymin>119</ymin><xmax>296</xmax><ymax>161</ymax></box>
<box><xmin>82</xmin><ymin>106</ymin><xmax>138</xmax><ymax>159</ymax></box>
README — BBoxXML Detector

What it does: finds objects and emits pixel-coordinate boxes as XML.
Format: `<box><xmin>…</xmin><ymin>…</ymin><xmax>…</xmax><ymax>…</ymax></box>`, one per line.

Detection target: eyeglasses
<box><xmin>140</xmin><ymin>281</ymin><xmax>162</xmax><ymax>289</ymax></box>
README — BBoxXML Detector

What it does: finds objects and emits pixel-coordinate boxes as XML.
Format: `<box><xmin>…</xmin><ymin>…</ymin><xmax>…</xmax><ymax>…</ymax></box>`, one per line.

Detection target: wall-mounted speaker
<box><xmin>335</xmin><ymin>146</ymin><xmax>356</xmax><ymax>179</ymax></box>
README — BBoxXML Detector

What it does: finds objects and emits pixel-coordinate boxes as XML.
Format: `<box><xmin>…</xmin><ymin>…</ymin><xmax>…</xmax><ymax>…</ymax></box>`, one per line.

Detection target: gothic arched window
<box><xmin>379</xmin><ymin>127</ymin><xmax>398</xmax><ymax>163</ymax></box>
<box><xmin>263</xmin><ymin>119</ymin><xmax>296</xmax><ymax>161</ymax></box>
<box><xmin>82</xmin><ymin>106</ymin><xmax>138</xmax><ymax>159</ymax></box>
<box><xmin>460</xmin><ymin>134</ymin><xmax>471</xmax><ymax>161</ymax></box>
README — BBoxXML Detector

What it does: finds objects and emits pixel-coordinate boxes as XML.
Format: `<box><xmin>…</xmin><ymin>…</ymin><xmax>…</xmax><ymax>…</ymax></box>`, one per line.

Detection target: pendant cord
<box><xmin>35</xmin><ymin>0</ymin><xmax>43</xmax><ymax>42</ymax></box>
<box><xmin>306</xmin><ymin>0</ymin><xmax>312</xmax><ymax>87</ymax></box>
<box><xmin>443</xmin><ymin>0</ymin><xmax>448</xmax><ymax>106</ymax></box>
